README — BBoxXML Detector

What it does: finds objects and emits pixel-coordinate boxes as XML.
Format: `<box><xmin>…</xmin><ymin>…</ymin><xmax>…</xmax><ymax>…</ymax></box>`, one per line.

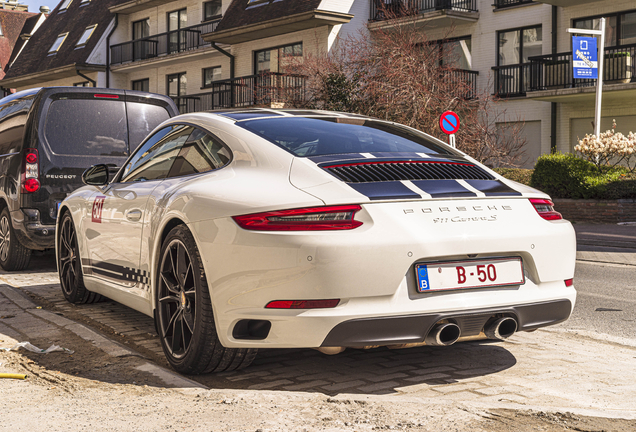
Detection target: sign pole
<box><xmin>449</xmin><ymin>134</ymin><xmax>456</xmax><ymax>148</ymax></box>
<box><xmin>594</xmin><ymin>18</ymin><xmax>605</xmax><ymax>138</ymax></box>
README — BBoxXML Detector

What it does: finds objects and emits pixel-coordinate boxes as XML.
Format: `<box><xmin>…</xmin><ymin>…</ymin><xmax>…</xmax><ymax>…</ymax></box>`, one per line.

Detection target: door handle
<box><xmin>126</xmin><ymin>209</ymin><xmax>142</xmax><ymax>222</ymax></box>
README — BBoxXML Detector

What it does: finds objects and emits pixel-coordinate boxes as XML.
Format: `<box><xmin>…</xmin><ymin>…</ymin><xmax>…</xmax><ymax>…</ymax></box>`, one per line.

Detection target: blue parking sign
<box><xmin>573</xmin><ymin>36</ymin><xmax>598</xmax><ymax>79</ymax></box>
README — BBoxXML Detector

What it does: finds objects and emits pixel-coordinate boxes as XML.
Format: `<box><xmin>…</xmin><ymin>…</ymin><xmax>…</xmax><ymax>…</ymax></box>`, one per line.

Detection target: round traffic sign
<box><xmin>439</xmin><ymin>111</ymin><xmax>460</xmax><ymax>135</ymax></box>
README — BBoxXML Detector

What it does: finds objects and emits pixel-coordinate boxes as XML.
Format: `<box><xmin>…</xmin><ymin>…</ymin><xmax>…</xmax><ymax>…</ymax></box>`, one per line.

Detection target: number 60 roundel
<box><xmin>92</xmin><ymin>196</ymin><xmax>106</xmax><ymax>223</ymax></box>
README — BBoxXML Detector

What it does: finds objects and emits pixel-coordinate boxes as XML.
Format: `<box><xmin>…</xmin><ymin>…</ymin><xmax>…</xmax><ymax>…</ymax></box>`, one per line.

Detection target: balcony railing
<box><xmin>528</xmin><ymin>43</ymin><xmax>636</xmax><ymax>91</ymax></box>
<box><xmin>492</xmin><ymin>63</ymin><xmax>533</xmax><ymax>97</ymax></box>
<box><xmin>110</xmin><ymin>19</ymin><xmax>221</xmax><ymax>65</ymax></box>
<box><xmin>494</xmin><ymin>0</ymin><xmax>535</xmax><ymax>9</ymax></box>
<box><xmin>447</xmin><ymin>68</ymin><xmax>479</xmax><ymax>99</ymax></box>
<box><xmin>172</xmin><ymin>73</ymin><xmax>306</xmax><ymax>114</ymax></box>
<box><xmin>370</xmin><ymin>0</ymin><xmax>477</xmax><ymax>21</ymax></box>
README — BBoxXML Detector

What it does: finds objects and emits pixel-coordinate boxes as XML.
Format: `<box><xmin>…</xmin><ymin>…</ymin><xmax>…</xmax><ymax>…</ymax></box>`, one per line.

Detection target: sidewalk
<box><xmin>574</xmin><ymin>224</ymin><xmax>636</xmax><ymax>266</ymax></box>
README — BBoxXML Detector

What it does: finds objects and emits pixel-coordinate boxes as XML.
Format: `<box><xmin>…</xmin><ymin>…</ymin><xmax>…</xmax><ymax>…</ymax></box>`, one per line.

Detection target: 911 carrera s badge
<box><xmin>92</xmin><ymin>196</ymin><xmax>106</xmax><ymax>223</ymax></box>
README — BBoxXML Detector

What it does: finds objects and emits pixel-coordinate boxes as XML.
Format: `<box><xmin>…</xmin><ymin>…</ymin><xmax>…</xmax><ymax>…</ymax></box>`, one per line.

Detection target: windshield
<box><xmin>238</xmin><ymin>117</ymin><xmax>453</xmax><ymax>157</ymax></box>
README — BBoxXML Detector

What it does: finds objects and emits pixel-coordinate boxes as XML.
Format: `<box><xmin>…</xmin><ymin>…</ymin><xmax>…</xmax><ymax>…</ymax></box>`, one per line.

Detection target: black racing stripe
<box><xmin>412</xmin><ymin>180</ymin><xmax>477</xmax><ymax>197</ymax></box>
<box><xmin>349</xmin><ymin>181</ymin><xmax>421</xmax><ymax>200</ymax></box>
<box><xmin>464</xmin><ymin>180</ymin><xmax>522</xmax><ymax>196</ymax></box>
<box><xmin>81</xmin><ymin>258</ymin><xmax>150</xmax><ymax>285</ymax></box>
<box><xmin>308</xmin><ymin>154</ymin><xmax>364</xmax><ymax>164</ymax></box>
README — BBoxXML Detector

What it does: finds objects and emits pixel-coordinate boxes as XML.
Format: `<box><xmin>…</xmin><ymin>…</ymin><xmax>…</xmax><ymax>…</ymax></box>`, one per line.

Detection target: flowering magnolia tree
<box><xmin>575</xmin><ymin>120</ymin><xmax>636</xmax><ymax>172</ymax></box>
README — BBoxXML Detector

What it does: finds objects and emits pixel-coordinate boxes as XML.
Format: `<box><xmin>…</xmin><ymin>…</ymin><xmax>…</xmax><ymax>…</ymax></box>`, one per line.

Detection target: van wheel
<box><xmin>0</xmin><ymin>208</ymin><xmax>31</xmax><ymax>271</ymax></box>
<box><xmin>155</xmin><ymin>225</ymin><xmax>257</xmax><ymax>374</ymax></box>
<box><xmin>58</xmin><ymin>212</ymin><xmax>102</xmax><ymax>304</ymax></box>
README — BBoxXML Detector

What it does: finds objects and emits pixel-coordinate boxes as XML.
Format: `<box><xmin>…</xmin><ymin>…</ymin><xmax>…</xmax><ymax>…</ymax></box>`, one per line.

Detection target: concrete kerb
<box><xmin>0</xmin><ymin>283</ymin><xmax>207</xmax><ymax>392</ymax></box>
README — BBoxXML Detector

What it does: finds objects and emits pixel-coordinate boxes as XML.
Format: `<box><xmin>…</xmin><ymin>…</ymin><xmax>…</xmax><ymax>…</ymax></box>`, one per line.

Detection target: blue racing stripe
<box><xmin>412</xmin><ymin>180</ymin><xmax>477</xmax><ymax>197</ymax></box>
<box><xmin>350</xmin><ymin>182</ymin><xmax>421</xmax><ymax>200</ymax></box>
<box><xmin>464</xmin><ymin>180</ymin><xmax>522</xmax><ymax>196</ymax></box>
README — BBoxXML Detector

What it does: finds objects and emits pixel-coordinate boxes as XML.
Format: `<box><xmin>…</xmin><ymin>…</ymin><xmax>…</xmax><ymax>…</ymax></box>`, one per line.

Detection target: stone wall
<box><xmin>553</xmin><ymin>199</ymin><xmax>636</xmax><ymax>224</ymax></box>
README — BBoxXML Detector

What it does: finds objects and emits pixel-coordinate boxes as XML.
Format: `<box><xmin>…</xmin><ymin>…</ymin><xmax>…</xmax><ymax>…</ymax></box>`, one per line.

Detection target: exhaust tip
<box><xmin>485</xmin><ymin>317</ymin><xmax>517</xmax><ymax>340</ymax></box>
<box><xmin>425</xmin><ymin>323</ymin><xmax>461</xmax><ymax>346</ymax></box>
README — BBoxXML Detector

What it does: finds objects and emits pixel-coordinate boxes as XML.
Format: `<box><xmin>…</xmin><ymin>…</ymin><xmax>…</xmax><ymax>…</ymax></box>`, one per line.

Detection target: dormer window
<box><xmin>49</xmin><ymin>33</ymin><xmax>68</xmax><ymax>54</ymax></box>
<box><xmin>59</xmin><ymin>0</ymin><xmax>72</xmax><ymax>12</ymax></box>
<box><xmin>76</xmin><ymin>25</ymin><xmax>97</xmax><ymax>47</ymax></box>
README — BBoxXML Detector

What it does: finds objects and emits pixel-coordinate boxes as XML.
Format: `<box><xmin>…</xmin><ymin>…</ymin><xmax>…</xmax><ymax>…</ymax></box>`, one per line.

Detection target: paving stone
<box><xmin>283</xmin><ymin>380</ymin><xmax>330</xmax><ymax>391</ymax></box>
<box><xmin>356</xmin><ymin>381</ymin><xmax>399</xmax><ymax>393</ymax></box>
<box><xmin>248</xmin><ymin>379</ymin><xmax>294</xmax><ymax>390</ymax></box>
<box><xmin>320</xmin><ymin>380</ymin><xmax>368</xmax><ymax>392</ymax></box>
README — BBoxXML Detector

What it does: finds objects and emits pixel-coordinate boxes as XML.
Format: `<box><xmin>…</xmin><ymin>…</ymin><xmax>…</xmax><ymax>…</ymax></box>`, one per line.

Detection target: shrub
<box><xmin>530</xmin><ymin>153</ymin><xmax>631</xmax><ymax>199</ymax></box>
<box><xmin>493</xmin><ymin>168</ymin><xmax>532</xmax><ymax>186</ymax></box>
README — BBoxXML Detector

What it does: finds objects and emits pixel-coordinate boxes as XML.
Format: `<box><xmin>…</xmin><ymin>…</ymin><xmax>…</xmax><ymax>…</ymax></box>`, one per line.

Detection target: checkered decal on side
<box><xmin>82</xmin><ymin>259</ymin><xmax>151</xmax><ymax>291</ymax></box>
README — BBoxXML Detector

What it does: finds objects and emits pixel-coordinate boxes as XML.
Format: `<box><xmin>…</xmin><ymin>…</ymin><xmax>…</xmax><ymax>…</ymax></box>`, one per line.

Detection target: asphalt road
<box><xmin>566</xmin><ymin>260</ymin><xmax>636</xmax><ymax>339</ymax></box>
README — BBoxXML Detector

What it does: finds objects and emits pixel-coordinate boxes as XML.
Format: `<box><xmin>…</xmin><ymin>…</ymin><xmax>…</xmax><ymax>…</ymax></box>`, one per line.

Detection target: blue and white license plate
<box><xmin>416</xmin><ymin>257</ymin><xmax>524</xmax><ymax>292</ymax></box>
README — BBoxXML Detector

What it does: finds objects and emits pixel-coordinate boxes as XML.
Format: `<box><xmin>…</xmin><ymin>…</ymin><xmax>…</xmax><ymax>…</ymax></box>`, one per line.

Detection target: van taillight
<box><xmin>22</xmin><ymin>148</ymin><xmax>40</xmax><ymax>193</ymax></box>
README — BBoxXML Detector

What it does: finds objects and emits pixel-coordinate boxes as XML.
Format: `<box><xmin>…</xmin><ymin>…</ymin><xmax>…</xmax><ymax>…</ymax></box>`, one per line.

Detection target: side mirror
<box><xmin>82</xmin><ymin>164</ymin><xmax>109</xmax><ymax>186</ymax></box>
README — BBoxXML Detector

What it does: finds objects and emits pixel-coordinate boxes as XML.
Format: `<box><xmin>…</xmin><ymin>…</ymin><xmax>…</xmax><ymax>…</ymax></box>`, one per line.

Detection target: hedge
<box><xmin>494</xmin><ymin>154</ymin><xmax>636</xmax><ymax>199</ymax></box>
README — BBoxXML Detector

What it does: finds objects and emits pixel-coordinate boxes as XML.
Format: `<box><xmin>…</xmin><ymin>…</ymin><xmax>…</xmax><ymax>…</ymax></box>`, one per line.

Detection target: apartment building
<box><xmin>0</xmin><ymin>0</ymin><xmax>629</xmax><ymax>168</ymax></box>
<box><xmin>0</xmin><ymin>1</ymin><xmax>46</xmax><ymax>85</ymax></box>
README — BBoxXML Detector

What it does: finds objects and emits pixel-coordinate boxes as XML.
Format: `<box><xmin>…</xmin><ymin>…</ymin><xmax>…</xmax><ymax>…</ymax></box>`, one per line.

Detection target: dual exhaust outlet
<box><xmin>425</xmin><ymin>317</ymin><xmax>518</xmax><ymax>347</ymax></box>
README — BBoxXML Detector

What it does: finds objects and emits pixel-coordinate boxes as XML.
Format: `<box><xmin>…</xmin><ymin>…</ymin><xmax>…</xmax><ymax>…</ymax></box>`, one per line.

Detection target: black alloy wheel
<box><xmin>156</xmin><ymin>225</ymin><xmax>257</xmax><ymax>374</ymax></box>
<box><xmin>58</xmin><ymin>212</ymin><xmax>101</xmax><ymax>304</ymax></box>
<box><xmin>0</xmin><ymin>207</ymin><xmax>31</xmax><ymax>271</ymax></box>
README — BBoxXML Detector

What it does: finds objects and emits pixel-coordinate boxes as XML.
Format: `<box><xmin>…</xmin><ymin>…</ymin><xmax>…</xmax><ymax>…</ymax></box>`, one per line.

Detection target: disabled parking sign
<box><xmin>573</xmin><ymin>36</ymin><xmax>598</xmax><ymax>79</ymax></box>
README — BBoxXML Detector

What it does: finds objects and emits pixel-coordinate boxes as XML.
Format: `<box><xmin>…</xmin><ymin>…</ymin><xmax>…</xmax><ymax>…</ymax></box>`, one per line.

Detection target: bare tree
<box><xmin>277</xmin><ymin>7</ymin><xmax>527</xmax><ymax>167</ymax></box>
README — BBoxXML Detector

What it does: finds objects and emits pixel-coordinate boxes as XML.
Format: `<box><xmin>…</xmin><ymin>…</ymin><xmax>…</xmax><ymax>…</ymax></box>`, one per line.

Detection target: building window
<box><xmin>76</xmin><ymin>25</ymin><xmax>97</xmax><ymax>48</ymax></box>
<box><xmin>432</xmin><ymin>36</ymin><xmax>472</xmax><ymax>70</ymax></box>
<box><xmin>203</xmin><ymin>67</ymin><xmax>222</xmax><ymax>87</ymax></box>
<box><xmin>574</xmin><ymin>11</ymin><xmax>636</xmax><ymax>47</ymax></box>
<box><xmin>254</xmin><ymin>42</ymin><xmax>302</xmax><ymax>74</ymax></box>
<box><xmin>168</xmin><ymin>73</ymin><xmax>187</xmax><ymax>112</ymax></box>
<box><xmin>58</xmin><ymin>0</ymin><xmax>72</xmax><ymax>11</ymax></box>
<box><xmin>74</xmin><ymin>82</ymin><xmax>90</xmax><ymax>87</ymax></box>
<box><xmin>132</xmin><ymin>18</ymin><xmax>150</xmax><ymax>40</ymax></box>
<box><xmin>203</xmin><ymin>0</ymin><xmax>222</xmax><ymax>21</ymax></box>
<box><xmin>495</xmin><ymin>25</ymin><xmax>542</xmax><ymax>96</ymax></box>
<box><xmin>49</xmin><ymin>33</ymin><xmax>69</xmax><ymax>54</ymax></box>
<box><xmin>132</xmin><ymin>79</ymin><xmax>150</xmax><ymax>92</ymax></box>
<box><xmin>498</xmin><ymin>26</ymin><xmax>542</xmax><ymax>66</ymax></box>
<box><xmin>168</xmin><ymin>9</ymin><xmax>187</xmax><ymax>53</ymax></box>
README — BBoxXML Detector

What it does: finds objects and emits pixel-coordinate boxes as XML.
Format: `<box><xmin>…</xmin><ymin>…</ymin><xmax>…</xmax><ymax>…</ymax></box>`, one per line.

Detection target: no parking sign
<box><xmin>439</xmin><ymin>111</ymin><xmax>460</xmax><ymax>148</ymax></box>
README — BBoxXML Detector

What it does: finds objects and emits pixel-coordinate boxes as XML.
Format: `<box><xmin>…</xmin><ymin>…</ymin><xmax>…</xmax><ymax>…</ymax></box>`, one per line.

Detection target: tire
<box><xmin>155</xmin><ymin>225</ymin><xmax>257</xmax><ymax>374</ymax></box>
<box><xmin>57</xmin><ymin>211</ymin><xmax>102</xmax><ymax>304</ymax></box>
<box><xmin>0</xmin><ymin>207</ymin><xmax>31</xmax><ymax>271</ymax></box>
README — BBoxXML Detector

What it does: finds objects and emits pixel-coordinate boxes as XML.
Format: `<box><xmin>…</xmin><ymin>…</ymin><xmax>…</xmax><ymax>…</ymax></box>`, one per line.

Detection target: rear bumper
<box><xmin>11</xmin><ymin>210</ymin><xmax>55</xmax><ymax>250</ymax></box>
<box><xmin>321</xmin><ymin>299</ymin><xmax>573</xmax><ymax>347</ymax></box>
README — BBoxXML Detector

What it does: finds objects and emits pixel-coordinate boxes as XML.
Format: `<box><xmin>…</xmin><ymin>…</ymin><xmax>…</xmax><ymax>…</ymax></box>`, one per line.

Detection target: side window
<box><xmin>121</xmin><ymin>124</ymin><xmax>193</xmax><ymax>182</ymax></box>
<box><xmin>167</xmin><ymin>128</ymin><xmax>231</xmax><ymax>178</ymax></box>
<box><xmin>0</xmin><ymin>126</ymin><xmax>24</xmax><ymax>155</ymax></box>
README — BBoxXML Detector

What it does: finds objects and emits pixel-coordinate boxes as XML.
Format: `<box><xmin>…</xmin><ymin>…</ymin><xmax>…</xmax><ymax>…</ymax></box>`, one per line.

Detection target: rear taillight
<box><xmin>529</xmin><ymin>199</ymin><xmax>562</xmax><ymax>221</ymax></box>
<box><xmin>232</xmin><ymin>205</ymin><xmax>363</xmax><ymax>231</ymax></box>
<box><xmin>265</xmin><ymin>299</ymin><xmax>340</xmax><ymax>309</ymax></box>
<box><xmin>94</xmin><ymin>94</ymin><xmax>119</xmax><ymax>99</ymax></box>
<box><xmin>565</xmin><ymin>279</ymin><xmax>573</xmax><ymax>287</ymax></box>
<box><xmin>22</xmin><ymin>148</ymin><xmax>40</xmax><ymax>193</ymax></box>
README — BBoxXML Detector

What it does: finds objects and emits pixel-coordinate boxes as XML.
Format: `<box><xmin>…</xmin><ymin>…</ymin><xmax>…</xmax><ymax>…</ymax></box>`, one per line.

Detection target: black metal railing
<box><xmin>172</xmin><ymin>73</ymin><xmax>306</xmax><ymax>114</ymax></box>
<box><xmin>110</xmin><ymin>19</ymin><xmax>221</xmax><ymax>65</ymax></box>
<box><xmin>447</xmin><ymin>68</ymin><xmax>479</xmax><ymax>99</ymax></box>
<box><xmin>493</xmin><ymin>0</ymin><xmax>534</xmax><ymax>9</ymax></box>
<box><xmin>370</xmin><ymin>0</ymin><xmax>477</xmax><ymax>21</ymax></box>
<box><xmin>528</xmin><ymin>43</ymin><xmax>636</xmax><ymax>91</ymax></box>
<box><xmin>492</xmin><ymin>63</ymin><xmax>534</xmax><ymax>97</ymax></box>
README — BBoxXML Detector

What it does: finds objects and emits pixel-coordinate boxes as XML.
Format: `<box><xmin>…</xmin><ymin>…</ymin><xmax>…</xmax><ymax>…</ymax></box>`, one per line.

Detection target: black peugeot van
<box><xmin>0</xmin><ymin>87</ymin><xmax>179</xmax><ymax>271</ymax></box>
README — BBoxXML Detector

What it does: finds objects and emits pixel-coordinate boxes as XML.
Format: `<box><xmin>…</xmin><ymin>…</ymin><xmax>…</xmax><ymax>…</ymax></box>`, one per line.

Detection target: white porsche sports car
<box><xmin>57</xmin><ymin>109</ymin><xmax>576</xmax><ymax>374</ymax></box>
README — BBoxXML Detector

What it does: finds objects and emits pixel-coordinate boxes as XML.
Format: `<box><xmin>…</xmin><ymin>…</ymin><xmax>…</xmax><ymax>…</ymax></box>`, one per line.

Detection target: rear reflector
<box><xmin>529</xmin><ymin>199</ymin><xmax>562</xmax><ymax>221</ymax></box>
<box><xmin>266</xmin><ymin>299</ymin><xmax>340</xmax><ymax>309</ymax></box>
<box><xmin>94</xmin><ymin>94</ymin><xmax>119</xmax><ymax>99</ymax></box>
<box><xmin>565</xmin><ymin>279</ymin><xmax>573</xmax><ymax>287</ymax></box>
<box><xmin>233</xmin><ymin>205</ymin><xmax>362</xmax><ymax>231</ymax></box>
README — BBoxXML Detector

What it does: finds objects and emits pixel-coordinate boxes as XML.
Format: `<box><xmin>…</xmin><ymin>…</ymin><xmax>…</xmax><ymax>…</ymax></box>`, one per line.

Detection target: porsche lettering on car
<box><xmin>56</xmin><ymin>109</ymin><xmax>576</xmax><ymax>374</ymax></box>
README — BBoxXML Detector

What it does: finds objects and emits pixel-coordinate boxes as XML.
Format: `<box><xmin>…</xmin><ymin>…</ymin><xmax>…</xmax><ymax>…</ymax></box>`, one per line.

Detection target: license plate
<box><xmin>416</xmin><ymin>257</ymin><xmax>524</xmax><ymax>292</ymax></box>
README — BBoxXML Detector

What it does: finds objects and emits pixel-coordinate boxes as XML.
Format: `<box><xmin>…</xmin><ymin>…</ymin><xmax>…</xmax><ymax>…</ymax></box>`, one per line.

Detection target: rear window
<box><xmin>45</xmin><ymin>99</ymin><xmax>128</xmax><ymax>156</ymax></box>
<box><xmin>127</xmin><ymin>102</ymin><xmax>171</xmax><ymax>151</ymax></box>
<box><xmin>238</xmin><ymin>117</ymin><xmax>453</xmax><ymax>157</ymax></box>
